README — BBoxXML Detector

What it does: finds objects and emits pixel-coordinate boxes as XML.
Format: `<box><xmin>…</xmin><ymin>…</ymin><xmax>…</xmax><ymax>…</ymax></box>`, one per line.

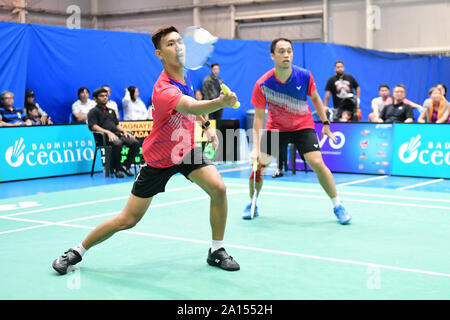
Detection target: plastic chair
<box><xmin>91</xmin><ymin>131</ymin><xmax>112</xmax><ymax>178</ymax></box>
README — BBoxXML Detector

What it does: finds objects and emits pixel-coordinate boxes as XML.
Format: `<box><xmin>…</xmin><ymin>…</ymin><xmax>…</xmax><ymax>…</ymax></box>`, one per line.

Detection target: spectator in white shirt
<box><xmin>122</xmin><ymin>86</ymin><xmax>148</xmax><ymax>121</ymax></box>
<box><xmin>102</xmin><ymin>85</ymin><xmax>120</xmax><ymax>120</ymax></box>
<box><xmin>368</xmin><ymin>84</ymin><xmax>390</xmax><ymax>122</ymax></box>
<box><xmin>72</xmin><ymin>87</ymin><xmax>96</xmax><ymax>123</ymax></box>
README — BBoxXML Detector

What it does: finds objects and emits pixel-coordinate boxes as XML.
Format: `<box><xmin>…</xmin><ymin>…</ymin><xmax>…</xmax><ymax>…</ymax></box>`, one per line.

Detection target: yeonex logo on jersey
<box><xmin>261</xmin><ymin>86</ymin><xmax>310</xmax><ymax>115</ymax></box>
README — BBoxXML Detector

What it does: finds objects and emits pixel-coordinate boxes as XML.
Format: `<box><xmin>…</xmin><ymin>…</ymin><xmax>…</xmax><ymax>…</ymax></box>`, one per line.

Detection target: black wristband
<box><xmin>201</xmin><ymin>120</ymin><xmax>210</xmax><ymax>129</ymax></box>
<box><xmin>322</xmin><ymin>120</ymin><xmax>330</xmax><ymax>125</ymax></box>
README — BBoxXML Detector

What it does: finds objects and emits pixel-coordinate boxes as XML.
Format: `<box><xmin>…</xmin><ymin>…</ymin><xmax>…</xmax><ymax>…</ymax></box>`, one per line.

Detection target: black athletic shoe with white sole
<box><xmin>52</xmin><ymin>249</ymin><xmax>82</xmax><ymax>275</ymax></box>
<box><xmin>207</xmin><ymin>248</ymin><xmax>240</xmax><ymax>271</ymax></box>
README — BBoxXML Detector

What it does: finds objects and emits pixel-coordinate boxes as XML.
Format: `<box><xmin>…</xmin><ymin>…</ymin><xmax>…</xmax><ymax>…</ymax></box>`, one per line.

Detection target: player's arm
<box><xmin>175</xmin><ymin>93</ymin><xmax>236</xmax><ymax>115</ymax></box>
<box><xmin>251</xmin><ymin>107</ymin><xmax>265</xmax><ymax>163</ymax></box>
<box><xmin>310</xmin><ymin>90</ymin><xmax>337</xmax><ymax>143</ymax></box>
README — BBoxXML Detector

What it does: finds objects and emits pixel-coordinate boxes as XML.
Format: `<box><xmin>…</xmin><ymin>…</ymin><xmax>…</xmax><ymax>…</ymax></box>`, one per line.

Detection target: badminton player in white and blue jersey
<box><xmin>244</xmin><ymin>38</ymin><xmax>352</xmax><ymax>224</ymax></box>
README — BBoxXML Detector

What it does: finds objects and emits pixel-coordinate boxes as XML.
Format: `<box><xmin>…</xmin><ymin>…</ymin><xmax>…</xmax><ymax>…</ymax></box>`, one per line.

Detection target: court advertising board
<box><xmin>291</xmin><ymin>122</ymin><xmax>395</xmax><ymax>175</ymax></box>
<box><xmin>0</xmin><ymin>125</ymin><xmax>102</xmax><ymax>182</ymax></box>
<box><xmin>391</xmin><ymin>124</ymin><xmax>450</xmax><ymax>178</ymax></box>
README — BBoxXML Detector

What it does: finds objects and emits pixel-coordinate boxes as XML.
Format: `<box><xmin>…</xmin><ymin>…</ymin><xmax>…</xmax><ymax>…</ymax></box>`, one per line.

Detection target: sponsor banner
<box><xmin>291</xmin><ymin>123</ymin><xmax>394</xmax><ymax>175</ymax></box>
<box><xmin>194</xmin><ymin>120</ymin><xmax>217</xmax><ymax>143</ymax></box>
<box><xmin>0</xmin><ymin>125</ymin><xmax>102</xmax><ymax>182</ymax></box>
<box><xmin>119</xmin><ymin>121</ymin><xmax>153</xmax><ymax>139</ymax></box>
<box><xmin>119</xmin><ymin>120</ymin><xmax>217</xmax><ymax>143</ymax></box>
<box><xmin>392</xmin><ymin>124</ymin><xmax>450</xmax><ymax>178</ymax></box>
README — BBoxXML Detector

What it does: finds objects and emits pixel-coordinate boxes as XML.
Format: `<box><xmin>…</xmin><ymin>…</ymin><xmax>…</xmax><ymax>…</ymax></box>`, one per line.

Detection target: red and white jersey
<box><xmin>142</xmin><ymin>71</ymin><xmax>196</xmax><ymax>168</ymax></box>
<box><xmin>251</xmin><ymin>65</ymin><xmax>316</xmax><ymax>132</ymax></box>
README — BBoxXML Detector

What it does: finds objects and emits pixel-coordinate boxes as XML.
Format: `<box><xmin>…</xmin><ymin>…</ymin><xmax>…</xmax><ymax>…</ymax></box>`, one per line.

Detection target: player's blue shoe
<box><xmin>333</xmin><ymin>205</ymin><xmax>352</xmax><ymax>224</ymax></box>
<box><xmin>242</xmin><ymin>203</ymin><xmax>259</xmax><ymax>219</ymax></box>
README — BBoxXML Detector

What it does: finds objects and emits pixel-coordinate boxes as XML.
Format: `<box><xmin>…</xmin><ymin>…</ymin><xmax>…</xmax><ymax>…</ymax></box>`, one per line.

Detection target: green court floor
<box><xmin>0</xmin><ymin>175</ymin><xmax>449</xmax><ymax>299</ymax></box>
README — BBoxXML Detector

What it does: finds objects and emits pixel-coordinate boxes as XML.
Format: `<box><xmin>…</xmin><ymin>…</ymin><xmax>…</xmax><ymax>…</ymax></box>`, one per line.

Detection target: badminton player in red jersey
<box><xmin>52</xmin><ymin>26</ymin><xmax>240</xmax><ymax>273</ymax></box>
<box><xmin>243</xmin><ymin>38</ymin><xmax>352</xmax><ymax>225</ymax></box>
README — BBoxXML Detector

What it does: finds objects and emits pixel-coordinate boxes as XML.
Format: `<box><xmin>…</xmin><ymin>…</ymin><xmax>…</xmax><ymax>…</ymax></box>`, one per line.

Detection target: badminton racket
<box><xmin>178</xmin><ymin>26</ymin><xmax>240</xmax><ymax>109</ymax></box>
<box><xmin>250</xmin><ymin>160</ymin><xmax>258</xmax><ymax>219</ymax></box>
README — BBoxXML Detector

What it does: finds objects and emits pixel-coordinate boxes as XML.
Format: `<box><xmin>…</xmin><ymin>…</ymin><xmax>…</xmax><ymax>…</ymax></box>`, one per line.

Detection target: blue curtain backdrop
<box><xmin>1</xmin><ymin>21</ymin><xmax>449</xmax><ymax>126</ymax></box>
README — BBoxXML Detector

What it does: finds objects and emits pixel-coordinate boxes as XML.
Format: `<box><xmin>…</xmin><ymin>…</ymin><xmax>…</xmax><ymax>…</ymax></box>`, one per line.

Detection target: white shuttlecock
<box><xmin>185</xmin><ymin>26</ymin><xmax>218</xmax><ymax>44</ymax></box>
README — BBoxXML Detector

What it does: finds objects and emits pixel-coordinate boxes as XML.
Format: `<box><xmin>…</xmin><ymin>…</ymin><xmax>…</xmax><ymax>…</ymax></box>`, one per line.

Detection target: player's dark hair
<box><xmin>270</xmin><ymin>38</ymin><xmax>293</xmax><ymax>53</ymax></box>
<box><xmin>334</xmin><ymin>60</ymin><xmax>344</xmax><ymax>66</ymax></box>
<box><xmin>378</xmin><ymin>84</ymin><xmax>389</xmax><ymax>90</ymax></box>
<box><xmin>211</xmin><ymin>63</ymin><xmax>219</xmax><ymax>68</ymax></box>
<box><xmin>152</xmin><ymin>25</ymin><xmax>179</xmax><ymax>50</ymax></box>
<box><xmin>394</xmin><ymin>84</ymin><xmax>406</xmax><ymax>91</ymax></box>
<box><xmin>93</xmin><ymin>87</ymin><xmax>108</xmax><ymax>98</ymax></box>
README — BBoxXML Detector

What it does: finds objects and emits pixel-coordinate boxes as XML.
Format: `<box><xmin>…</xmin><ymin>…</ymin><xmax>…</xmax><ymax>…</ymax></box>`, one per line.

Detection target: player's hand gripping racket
<box><xmin>178</xmin><ymin>26</ymin><xmax>240</xmax><ymax>109</ymax></box>
<box><xmin>250</xmin><ymin>161</ymin><xmax>258</xmax><ymax>219</ymax></box>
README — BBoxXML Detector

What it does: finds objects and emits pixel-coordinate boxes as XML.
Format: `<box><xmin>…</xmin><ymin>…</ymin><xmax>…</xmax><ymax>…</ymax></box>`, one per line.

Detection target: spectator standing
<box><xmin>202</xmin><ymin>63</ymin><xmax>224</xmax><ymax>120</ymax></box>
<box><xmin>324</xmin><ymin>60</ymin><xmax>360</xmax><ymax>121</ymax></box>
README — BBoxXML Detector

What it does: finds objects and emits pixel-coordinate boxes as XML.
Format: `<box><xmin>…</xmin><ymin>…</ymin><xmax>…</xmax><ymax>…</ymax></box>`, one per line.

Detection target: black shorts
<box><xmin>260</xmin><ymin>128</ymin><xmax>320</xmax><ymax>157</ymax></box>
<box><xmin>131</xmin><ymin>147</ymin><xmax>212</xmax><ymax>198</ymax></box>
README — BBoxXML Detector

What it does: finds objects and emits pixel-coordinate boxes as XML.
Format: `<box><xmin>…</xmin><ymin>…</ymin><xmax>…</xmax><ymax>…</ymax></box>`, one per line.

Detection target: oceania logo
<box><xmin>398</xmin><ymin>135</ymin><xmax>421</xmax><ymax>163</ymax></box>
<box><xmin>5</xmin><ymin>138</ymin><xmax>25</xmax><ymax>167</ymax></box>
<box><xmin>398</xmin><ymin>134</ymin><xmax>450</xmax><ymax>166</ymax></box>
<box><xmin>4</xmin><ymin>138</ymin><xmax>95</xmax><ymax>168</ymax></box>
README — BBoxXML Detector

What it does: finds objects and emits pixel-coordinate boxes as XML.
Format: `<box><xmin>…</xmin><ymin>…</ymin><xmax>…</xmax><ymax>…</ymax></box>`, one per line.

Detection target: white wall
<box><xmin>0</xmin><ymin>0</ymin><xmax>449</xmax><ymax>53</ymax></box>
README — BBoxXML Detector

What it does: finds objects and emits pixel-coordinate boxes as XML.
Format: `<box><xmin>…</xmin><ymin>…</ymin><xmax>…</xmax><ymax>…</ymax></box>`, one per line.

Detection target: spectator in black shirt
<box><xmin>378</xmin><ymin>84</ymin><xmax>414</xmax><ymax>123</ymax></box>
<box><xmin>324</xmin><ymin>60</ymin><xmax>360</xmax><ymax>120</ymax></box>
<box><xmin>88</xmin><ymin>87</ymin><xmax>140</xmax><ymax>178</ymax></box>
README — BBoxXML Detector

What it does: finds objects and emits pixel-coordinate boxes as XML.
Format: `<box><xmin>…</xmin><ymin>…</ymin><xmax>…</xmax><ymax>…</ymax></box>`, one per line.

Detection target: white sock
<box><xmin>73</xmin><ymin>243</ymin><xmax>87</xmax><ymax>257</ymax></box>
<box><xmin>211</xmin><ymin>240</ymin><xmax>223</xmax><ymax>253</ymax></box>
<box><xmin>331</xmin><ymin>197</ymin><xmax>342</xmax><ymax>208</ymax></box>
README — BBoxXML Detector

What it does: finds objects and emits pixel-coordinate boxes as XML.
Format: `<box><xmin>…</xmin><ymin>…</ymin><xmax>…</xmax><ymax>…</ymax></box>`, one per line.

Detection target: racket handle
<box><xmin>252</xmin><ymin>161</ymin><xmax>258</xmax><ymax>172</ymax></box>
<box><xmin>220</xmin><ymin>83</ymin><xmax>240</xmax><ymax>109</ymax></box>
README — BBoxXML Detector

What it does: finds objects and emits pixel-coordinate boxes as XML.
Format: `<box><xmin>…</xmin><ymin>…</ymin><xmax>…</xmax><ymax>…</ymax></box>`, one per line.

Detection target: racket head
<box><xmin>179</xmin><ymin>26</ymin><xmax>218</xmax><ymax>70</ymax></box>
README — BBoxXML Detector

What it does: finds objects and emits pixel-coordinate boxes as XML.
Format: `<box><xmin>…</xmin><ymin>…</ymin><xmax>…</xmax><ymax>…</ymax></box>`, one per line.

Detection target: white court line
<box><xmin>261</xmin><ymin>191</ymin><xmax>450</xmax><ymax>210</ymax></box>
<box><xmin>226</xmin><ymin>183</ymin><xmax>450</xmax><ymax>203</ymax></box>
<box><xmin>0</xmin><ymin>185</ymin><xmax>201</xmax><ymax>218</ymax></box>
<box><xmin>3</xmin><ymin>215</ymin><xmax>450</xmax><ymax>278</ymax></box>
<box><xmin>1</xmin><ymin>189</ymin><xmax>449</xmax><ymax>278</ymax></box>
<box><xmin>0</xmin><ymin>190</ymin><xmax>247</xmax><ymax>236</ymax></box>
<box><xmin>336</xmin><ymin>175</ymin><xmax>389</xmax><ymax>187</ymax></box>
<box><xmin>396</xmin><ymin>179</ymin><xmax>444</xmax><ymax>191</ymax></box>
